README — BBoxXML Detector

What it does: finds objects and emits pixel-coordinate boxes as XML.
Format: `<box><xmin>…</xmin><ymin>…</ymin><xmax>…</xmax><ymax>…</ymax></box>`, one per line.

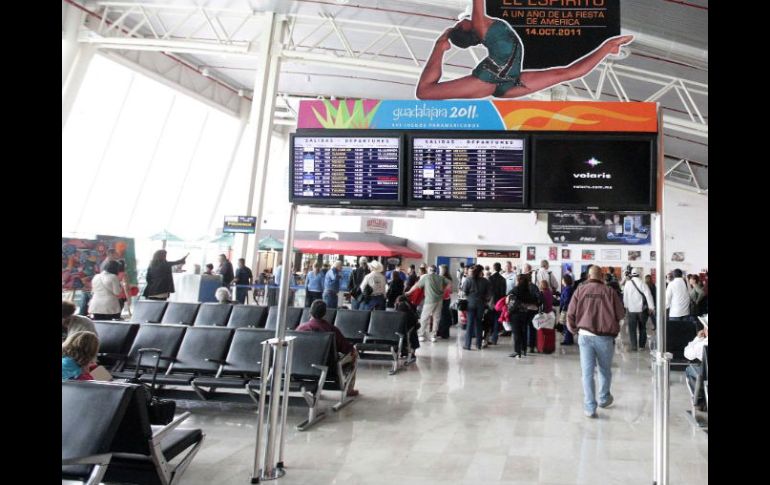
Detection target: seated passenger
<box><xmin>296</xmin><ymin>300</ymin><xmax>359</xmax><ymax>397</ymax></box>
<box><xmin>684</xmin><ymin>315</ymin><xmax>708</xmax><ymax>409</ymax></box>
<box><xmin>215</xmin><ymin>287</ymin><xmax>235</xmax><ymax>304</ymax></box>
<box><xmin>62</xmin><ymin>300</ymin><xmax>96</xmax><ymax>341</ymax></box>
<box><xmin>62</xmin><ymin>331</ymin><xmax>100</xmax><ymax>381</ymax></box>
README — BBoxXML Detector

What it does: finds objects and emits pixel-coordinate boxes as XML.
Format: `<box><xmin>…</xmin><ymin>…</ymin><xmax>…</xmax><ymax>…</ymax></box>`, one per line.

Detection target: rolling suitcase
<box><xmin>537</xmin><ymin>328</ymin><xmax>556</xmax><ymax>354</ymax></box>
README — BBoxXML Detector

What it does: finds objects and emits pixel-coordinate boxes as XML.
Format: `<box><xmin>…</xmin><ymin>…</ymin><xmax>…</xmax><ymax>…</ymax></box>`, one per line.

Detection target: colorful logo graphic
<box><xmin>586</xmin><ymin>157</ymin><xmax>602</xmax><ymax>167</ymax></box>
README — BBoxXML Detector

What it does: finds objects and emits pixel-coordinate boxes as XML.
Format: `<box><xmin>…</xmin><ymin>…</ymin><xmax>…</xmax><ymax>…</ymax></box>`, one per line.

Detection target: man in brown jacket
<box><xmin>567</xmin><ymin>266</ymin><xmax>625</xmax><ymax>418</ymax></box>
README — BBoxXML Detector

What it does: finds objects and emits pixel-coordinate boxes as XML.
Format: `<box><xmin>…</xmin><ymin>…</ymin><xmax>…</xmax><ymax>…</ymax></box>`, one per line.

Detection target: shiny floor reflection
<box><xmin>178</xmin><ymin>334</ymin><xmax>707</xmax><ymax>484</ymax></box>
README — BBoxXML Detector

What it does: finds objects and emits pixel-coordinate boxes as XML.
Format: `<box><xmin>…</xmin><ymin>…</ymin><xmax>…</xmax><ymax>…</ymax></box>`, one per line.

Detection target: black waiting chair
<box><xmin>320</xmin><ymin>329</ymin><xmax>358</xmax><ymax>412</ymax></box>
<box><xmin>161</xmin><ymin>302</ymin><xmax>200</xmax><ymax>326</ymax></box>
<box><xmin>265</xmin><ymin>306</ymin><xmax>303</xmax><ymax>331</ymax></box>
<box><xmin>62</xmin><ymin>381</ymin><xmax>134</xmax><ymax>485</ymax></box>
<box><xmin>300</xmin><ymin>307</ymin><xmax>337</xmax><ymax>326</ymax></box>
<box><xmin>357</xmin><ymin>310</ymin><xmax>409</xmax><ymax>375</ymax></box>
<box><xmin>193</xmin><ymin>303</ymin><xmax>233</xmax><ymax>327</ymax></box>
<box><xmin>104</xmin><ymin>383</ymin><xmax>205</xmax><ymax>485</ymax></box>
<box><xmin>140</xmin><ymin>327</ymin><xmax>234</xmax><ymax>392</ymax></box>
<box><xmin>227</xmin><ymin>305</ymin><xmax>269</xmax><ymax>328</ymax></box>
<box><xmin>247</xmin><ymin>331</ymin><xmax>334</xmax><ymax>431</ymax></box>
<box><xmin>131</xmin><ymin>300</ymin><xmax>167</xmax><ymax>323</ymax></box>
<box><xmin>192</xmin><ymin>328</ymin><xmax>274</xmax><ymax>402</ymax></box>
<box><xmin>666</xmin><ymin>318</ymin><xmax>698</xmax><ymax>371</ymax></box>
<box><xmin>111</xmin><ymin>324</ymin><xmax>187</xmax><ymax>380</ymax></box>
<box><xmin>333</xmin><ymin>309</ymin><xmax>371</xmax><ymax>344</ymax></box>
<box><xmin>93</xmin><ymin>321</ymin><xmax>139</xmax><ymax>371</ymax></box>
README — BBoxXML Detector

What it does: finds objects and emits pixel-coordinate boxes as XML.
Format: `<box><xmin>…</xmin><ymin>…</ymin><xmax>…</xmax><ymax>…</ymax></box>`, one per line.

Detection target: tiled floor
<box><xmin>178</xmin><ymin>333</ymin><xmax>707</xmax><ymax>484</ymax></box>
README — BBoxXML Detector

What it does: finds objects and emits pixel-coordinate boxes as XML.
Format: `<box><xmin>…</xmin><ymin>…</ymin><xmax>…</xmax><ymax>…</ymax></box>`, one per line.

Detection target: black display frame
<box><xmin>529</xmin><ymin>132</ymin><xmax>658</xmax><ymax>213</ymax></box>
<box><xmin>289</xmin><ymin>129</ymin><xmax>406</xmax><ymax>208</ymax></box>
<box><xmin>406</xmin><ymin>131</ymin><xmax>529</xmax><ymax>211</ymax></box>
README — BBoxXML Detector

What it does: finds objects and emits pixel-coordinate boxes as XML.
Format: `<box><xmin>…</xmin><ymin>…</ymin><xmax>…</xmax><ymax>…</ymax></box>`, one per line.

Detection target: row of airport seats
<box><xmin>62</xmin><ymin>380</ymin><xmax>204</xmax><ymax>485</ymax></box>
<box><xmin>92</xmin><ymin>318</ymin><xmax>411</xmax><ymax>430</ymax></box>
<box><xmin>127</xmin><ymin>300</ymin><xmax>412</xmax><ymax>374</ymax></box>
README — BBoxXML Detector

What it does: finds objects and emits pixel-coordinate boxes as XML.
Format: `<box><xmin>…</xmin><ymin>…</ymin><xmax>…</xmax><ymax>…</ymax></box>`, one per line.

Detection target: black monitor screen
<box><xmin>409</xmin><ymin>136</ymin><xmax>526</xmax><ymax>209</ymax></box>
<box><xmin>290</xmin><ymin>134</ymin><xmax>403</xmax><ymax>206</ymax></box>
<box><xmin>531</xmin><ymin>135</ymin><xmax>656</xmax><ymax>211</ymax></box>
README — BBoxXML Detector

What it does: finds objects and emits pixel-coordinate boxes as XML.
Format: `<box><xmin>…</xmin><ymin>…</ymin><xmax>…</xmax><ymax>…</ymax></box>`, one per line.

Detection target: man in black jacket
<box><xmin>347</xmin><ymin>256</ymin><xmax>370</xmax><ymax>310</ymax></box>
<box><xmin>487</xmin><ymin>262</ymin><xmax>507</xmax><ymax>345</ymax></box>
<box><xmin>217</xmin><ymin>254</ymin><xmax>235</xmax><ymax>287</ymax></box>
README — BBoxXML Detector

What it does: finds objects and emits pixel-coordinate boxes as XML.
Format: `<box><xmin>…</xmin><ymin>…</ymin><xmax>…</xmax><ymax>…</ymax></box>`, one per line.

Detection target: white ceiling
<box><xmin>70</xmin><ymin>0</ymin><xmax>708</xmax><ymax>185</ymax></box>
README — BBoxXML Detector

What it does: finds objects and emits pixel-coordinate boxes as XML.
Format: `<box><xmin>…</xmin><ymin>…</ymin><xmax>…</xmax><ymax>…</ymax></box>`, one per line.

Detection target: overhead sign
<box><xmin>223</xmin><ymin>216</ymin><xmax>257</xmax><ymax>234</ymax></box>
<box><xmin>486</xmin><ymin>0</ymin><xmax>621</xmax><ymax>70</ymax></box>
<box><xmin>360</xmin><ymin>217</ymin><xmax>393</xmax><ymax>235</ymax></box>
<box><xmin>408</xmin><ymin>0</ymin><xmax>625</xmax><ymax>100</ymax></box>
<box><xmin>477</xmin><ymin>249</ymin><xmax>521</xmax><ymax>258</ymax></box>
<box><xmin>298</xmin><ymin>99</ymin><xmax>657</xmax><ymax>132</ymax></box>
<box><xmin>548</xmin><ymin>212</ymin><xmax>652</xmax><ymax>245</ymax></box>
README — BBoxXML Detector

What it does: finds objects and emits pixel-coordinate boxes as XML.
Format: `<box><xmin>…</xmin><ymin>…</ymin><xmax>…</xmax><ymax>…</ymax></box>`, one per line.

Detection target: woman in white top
<box><xmin>360</xmin><ymin>260</ymin><xmax>387</xmax><ymax>311</ymax></box>
<box><xmin>88</xmin><ymin>260</ymin><xmax>123</xmax><ymax>320</ymax></box>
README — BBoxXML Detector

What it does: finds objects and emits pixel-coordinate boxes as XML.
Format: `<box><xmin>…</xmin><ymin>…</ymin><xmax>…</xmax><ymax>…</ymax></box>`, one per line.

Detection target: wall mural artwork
<box><xmin>62</xmin><ymin>235</ymin><xmax>138</xmax><ymax>292</ymax></box>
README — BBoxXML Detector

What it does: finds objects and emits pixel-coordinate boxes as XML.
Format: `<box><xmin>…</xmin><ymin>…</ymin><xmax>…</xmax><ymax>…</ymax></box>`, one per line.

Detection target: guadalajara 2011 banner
<box><xmin>298</xmin><ymin>99</ymin><xmax>657</xmax><ymax>132</ymax></box>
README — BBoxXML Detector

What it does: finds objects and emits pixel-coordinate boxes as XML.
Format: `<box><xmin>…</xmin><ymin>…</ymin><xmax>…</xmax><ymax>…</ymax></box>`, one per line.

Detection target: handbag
<box><xmin>457</xmin><ymin>299</ymin><xmax>468</xmax><ymax>311</ymax></box>
<box><xmin>129</xmin><ymin>348</ymin><xmax>177</xmax><ymax>426</ymax></box>
<box><xmin>532</xmin><ymin>311</ymin><xmax>556</xmax><ymax>330</ymax></box>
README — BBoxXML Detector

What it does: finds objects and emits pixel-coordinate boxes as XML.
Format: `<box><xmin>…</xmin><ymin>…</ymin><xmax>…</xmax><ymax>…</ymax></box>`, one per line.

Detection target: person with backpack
<box><xmin>534</xmin><ymin>260</ymin><xmax>559</xmax><ymax>293</ymax></box>
<box><xmin>507</xmin><ymin>273</ymin><xmax>541</xmax><ymax>358</ymax></box>
<box><xmin>623</xmin><ymin>270</ymin><xmax>655</xmax><ymax>351</ymax></box>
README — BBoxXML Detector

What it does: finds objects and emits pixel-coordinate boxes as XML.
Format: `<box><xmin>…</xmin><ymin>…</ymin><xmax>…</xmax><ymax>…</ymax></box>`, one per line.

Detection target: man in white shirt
<box><xmin>534</xmin><ymin>260</ymin><xmax>559</xmax><ymax>292</ymax></box>
<box><xmin>665</xmin><ymin>269</ymin><xmax>691</xmax><ymax>320</ymax></box>
<box><xmin>623</xmin><ymin>270</ymin><xmax>655</xmax><ymax>351</ymax></box>
<box><xmin>502</xmin><ymin>261</ymin><xmax>517</xmax><ymax>293</ymax></box>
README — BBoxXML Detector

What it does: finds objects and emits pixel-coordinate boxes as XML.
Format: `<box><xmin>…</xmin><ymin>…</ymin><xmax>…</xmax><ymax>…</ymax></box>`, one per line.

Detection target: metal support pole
<box><xmin>62</xmin><ymin>44</ymin><xmax>97</xmax><ymax>130</ymax></box>
<box><xmin>241</xmin><ymin>12</ymin><xmax>285</xmax><ymax>271</ymax></box>
<box><xmin>251</xmin><ymin>339</ymin><xmax>273</xmax><ymax>483</ymax></box>
<box><xmin>652</xmin><ymin>104</ymin><xmax>669</xmax><ymax>484</ymax></box>
<box><xmin>277</xmin><ymin>336</ymin><xmax>295</xmax><ymax>469</ymax></box>
<box><xmin>260</xmin><ymin>203</ymin><xmax>297</xmax><ymax>480</ymax></box>
<box><xmin>62</xmin><ymin>1</ymin><xmax>85</xmax><ymax>88</ymax></box>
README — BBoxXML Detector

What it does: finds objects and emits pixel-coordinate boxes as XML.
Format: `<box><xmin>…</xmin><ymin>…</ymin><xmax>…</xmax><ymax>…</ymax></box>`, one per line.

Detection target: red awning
<box><xmin>293</xmin><ymin>240</ymin><xmax>421</xmax><ymax>259</ymax></box>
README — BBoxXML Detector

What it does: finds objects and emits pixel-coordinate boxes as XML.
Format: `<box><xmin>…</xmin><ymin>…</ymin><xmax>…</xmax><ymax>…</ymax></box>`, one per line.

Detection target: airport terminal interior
<box><xmin>62</xmin><ymin>0</ymin><xmax>707</xmax><ymax>483</ymax></box>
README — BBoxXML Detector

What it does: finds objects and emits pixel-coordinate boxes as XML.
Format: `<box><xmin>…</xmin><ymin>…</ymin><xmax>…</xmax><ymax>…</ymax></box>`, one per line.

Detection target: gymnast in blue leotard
<box><xmin>416</xmin><ymin>0</ymin><xmax>632</xmax><ymax>100</ymax></box>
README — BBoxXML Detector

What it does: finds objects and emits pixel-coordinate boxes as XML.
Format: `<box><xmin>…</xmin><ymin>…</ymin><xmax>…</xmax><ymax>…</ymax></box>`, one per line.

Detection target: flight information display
<box><xmin>410</xmin><ymin>137</ymin><xmax>526</xmax><ymax>209</ymax></box>
<box><xmin>290</xmin><ymin>135</ymin><xmax>402</xmax><ymax>206</ymax></box>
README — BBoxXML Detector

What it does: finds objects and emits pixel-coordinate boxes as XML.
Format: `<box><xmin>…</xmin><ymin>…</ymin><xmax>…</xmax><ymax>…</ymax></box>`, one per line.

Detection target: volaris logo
<box><xmin>573</xmin><ymin>156</ymin><xmax>611</xmax><ymax>178</ymax></box>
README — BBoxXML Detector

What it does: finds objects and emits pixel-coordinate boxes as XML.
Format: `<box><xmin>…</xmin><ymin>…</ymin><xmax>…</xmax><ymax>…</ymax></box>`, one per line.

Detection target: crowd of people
<box><xmin>65</xmin><ymin>248</ymin><xmax>708</xmax><ymax>421</ymax></box>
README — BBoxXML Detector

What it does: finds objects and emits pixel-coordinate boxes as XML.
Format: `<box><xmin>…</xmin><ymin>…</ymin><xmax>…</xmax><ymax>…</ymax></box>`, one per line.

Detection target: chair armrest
<box><xmin>204</xmin><ymin>358</ymin><xmax>228</xmax><ymax>365</ymax></box>
<box><xmin>394</xmin><ymin>332</ymin><xmax>405</xmax><ymax>338</ymax></box>
<box><xmin>357</xmin><ymin>330</ymin><xmax>371</xmax><ymax>337</ymax></box>
<box><xmin>151</xmin><ymin>411</ymin><xmax>192</xmax><ymax>444</ymax></box>
<box><xmin>98</xmin><ymin>352</ymin><xmax>128</xmax><ymax>360</ymax></box>
<box><xmin>62</xmin><ymin>453</ymin><xmax>112</xmax><ymax>467</ymax></box>
<box><xmin>137</xmin><ymin>348</ymin><xmax>162</xmax><ymax>355</ymax></box>
<box><xmin>310</xmin><ymin>364</ymin><xmax>329</xmax><ymax>373</ymax></box>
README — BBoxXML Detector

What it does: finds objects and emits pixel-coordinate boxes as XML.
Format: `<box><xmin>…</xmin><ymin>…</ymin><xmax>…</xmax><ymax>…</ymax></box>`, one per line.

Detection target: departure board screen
<box><xmin>409</xmin><ymin>137</ymin><xmax>527</xmax><ymax>209</ymax></box>
<box><xmin>290</xmin><ymin>135</ymin><xmax>403</xmax><ymax>206</ymax></box>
